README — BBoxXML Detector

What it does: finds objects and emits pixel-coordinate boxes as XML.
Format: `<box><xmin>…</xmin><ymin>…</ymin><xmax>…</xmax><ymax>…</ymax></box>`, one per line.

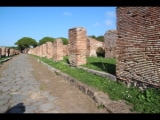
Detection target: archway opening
<box><xmin>96</xmin><ymin>47</ymin><xmax>105</xmax><ymax>58</ymax></box>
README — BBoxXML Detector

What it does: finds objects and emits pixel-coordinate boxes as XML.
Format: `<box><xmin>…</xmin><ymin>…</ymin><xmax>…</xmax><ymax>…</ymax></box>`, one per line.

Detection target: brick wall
<box><xmin>46</xmin><ymin>41</ymin><xmax>53</xmax><ymax>59</ymax></box>
<box><xmin>53</xmin><ymin>39</ymin><xmax>63</xmax><ymax>61</ymax></box>
<box><xmin>1</xmin><ymin>47</ymin><xmax>6</xmax><ymax>57</ymax></box>
<box><xmin>39</xmin><ymin>45</ymin><xmax>43</xmax><ymax>57</ymax></box>
<box><xmin>68</xmin><ymin>27</ymin><xmax>87</xmax><ymax>66</ymax></box>
<box><xmin>116</xmin><ymin>7</ymin><xmax>160</xmax><ymax>88</ymax></box>
<box><xmin>86</xmin><ymin>37</ymin><xmax>104</xmax><ymax>57</ymax></box>
<box><xmin>63</xmin><ymin>45</ymin><xmax>68</xmax><ymax>56</ymax></box>
<box><xmin>104</xmin><ymin>30</ymin><xmax>117</xmax><ymax>58</ymax></box>
<box><xmin>42</xmin><ymin>43</ymin><xmax>47</xmax><ymax>57</ymax></box>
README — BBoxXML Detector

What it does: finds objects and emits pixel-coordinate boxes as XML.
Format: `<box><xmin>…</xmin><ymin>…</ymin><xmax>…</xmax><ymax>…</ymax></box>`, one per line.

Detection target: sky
<box><xmin>0</xmin><ymin>7</ymin><xmax>116</xmax><ymax>47</ymax></box>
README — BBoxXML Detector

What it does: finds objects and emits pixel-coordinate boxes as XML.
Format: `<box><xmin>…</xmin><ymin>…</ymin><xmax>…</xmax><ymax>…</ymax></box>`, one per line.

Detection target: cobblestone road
<box><xmin>0</xmin><ymin>54</ymin><xmax>60</xmax><ymax>113</ymax></box>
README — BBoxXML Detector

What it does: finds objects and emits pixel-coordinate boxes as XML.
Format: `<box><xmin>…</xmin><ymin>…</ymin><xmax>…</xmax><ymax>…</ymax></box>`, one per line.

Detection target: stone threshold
<box><xmin>38</xmin><ymin>59</ymin><xmax>133</xmax><ymax>113</ymax></box>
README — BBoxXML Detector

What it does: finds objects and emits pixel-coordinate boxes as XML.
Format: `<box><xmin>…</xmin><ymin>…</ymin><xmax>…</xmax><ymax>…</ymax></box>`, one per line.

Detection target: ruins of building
<box><xmin>116</xmin><ymin>7</ymin><xmax>160</xmax><ymax>88</ymax></box>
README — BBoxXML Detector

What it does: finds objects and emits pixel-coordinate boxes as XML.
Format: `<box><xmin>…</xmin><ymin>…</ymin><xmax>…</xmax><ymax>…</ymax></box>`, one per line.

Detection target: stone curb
<box><xmin>0</xmin><ymin>57</ymin><xmax>12</xmax><ymax>63</ymax></box>
<box><xmin>61</xmin><ymin>62</ymin><xmax>116</xmax><ymax>81</ymax></box>
<box><xmin>38</xmin><ymin>59</ymin><xmax>133</xmax><ymax>113</ymax></box>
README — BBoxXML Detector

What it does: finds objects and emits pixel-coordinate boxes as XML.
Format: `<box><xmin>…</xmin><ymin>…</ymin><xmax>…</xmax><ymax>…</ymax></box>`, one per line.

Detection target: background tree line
<box><xmin>14</xmin><ymin>35</ymin><xmax>104</xmax><ymax>53</ymax></box>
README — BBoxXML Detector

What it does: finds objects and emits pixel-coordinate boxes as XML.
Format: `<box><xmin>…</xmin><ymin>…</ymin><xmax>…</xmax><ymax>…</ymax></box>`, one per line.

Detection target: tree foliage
<box><xmin>88</xmin><ymin>35</ymin><xmax>104</xmax><ymax>42</ymax></box>
<box><xmin>38</xmin><ymin>37</ymin><xmax>55</xmax><ymax>45</ymax></box>
<box><xmin>58</xmin><ymin>37</ymin><xmax>68</xmax><ymax>45</ymax></box>
<box><xmin>14</xmin><ymin>37</ymin><xmax>38</xmax><ymax>52</ymax></box>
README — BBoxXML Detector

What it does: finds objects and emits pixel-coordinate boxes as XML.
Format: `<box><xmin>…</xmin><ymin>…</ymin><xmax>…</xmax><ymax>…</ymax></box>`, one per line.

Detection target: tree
<box><xmin>96</xmin><ymin>35</ymin><xmax>104</xmax><ymax>42</ymax></box>
<box><xmin>58</xmin><ymin>37</ymin><xmax>68</xmax><ymax>45</ymax></box>
<box><xmin>14</xmin><ymin>37</ymin><xmax>38</xmax><ymax>52</ymax></box>
<box><xmin>38</xmin><ymin>37</ymin><xmax>55</xmax><ymax>45</ymax></box>
<box><xmin>88</xmin><ymin>35</ymin><xmax>97</xmax><ymax>39</ymax></box>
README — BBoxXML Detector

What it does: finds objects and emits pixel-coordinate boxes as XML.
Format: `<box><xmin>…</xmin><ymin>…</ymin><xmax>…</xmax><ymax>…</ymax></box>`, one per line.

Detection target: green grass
<box><xmin>82</xmin><ymin>56</ymin><xmax>116</xmax><ymax>75</ymax></box>
<box><xmin>0</xmin><ymin>56</ymin><xmax>10</xmax><ymax>61</ymax></box>
<box><xmin>32</xmin><ymin>55</ymin><xmax>160</xmax><ymax>113</ymax></box>
<box><xmin>62</xmin><ymin>56</ymin><xmax>116</xmax><ymax>75</ymax></box>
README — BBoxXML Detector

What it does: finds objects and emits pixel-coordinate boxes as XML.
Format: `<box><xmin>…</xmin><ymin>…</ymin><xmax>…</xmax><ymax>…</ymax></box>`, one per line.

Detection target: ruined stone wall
<box><xmin>36</xmin><ymin>46</ymin><xmax>40</xmax><ymax>56</ymax></box>
<box><xmin>68</xmin><ymin>27</ymin><xmax>87</xmax><ymax>66</ymax></box>
<box><xmin>1</xmin><ymin>47</ymin><xmax>6</xmax><ymax>57</ymax></box>
<box><xmin>42</xmin><ymin>43</ymin><xmax>47</xmax><ymax>57</ymax></box>
<box><xmin>63</xmin><ymin>45</ymin><xmax>68</xmax><ymax>56</ymax></box>
<box><xmin>86</xmin><ymin>37</ymin><xmax>104</xmax><ymax>57</ymax></box>
<box><xmin>104</xmin><ymin>30</ymin><xmax>117</xmax><ymax>58</ymax></box>
<box><xmin>39</xmin><ymin>45</ymin><xmax>43</xmax><ymax>57</ymax></box>
<box><xmin>116</xmin><ymin>7</ymin><xmax>160</xmax><ymax>88</ymax></box>
<box><xmin>46</xmin><ymin>42</ymin><xmax>53</xmax><ymax>59</ymax></box>
<box><xmin>53</xmin><ymin>39</ymin><xmax>63</xmax><ymax>61</ymax></box>
<box><xmin>10</xmin><ymin>49</ymin><xmax>14</xmax><ymax>56</ymax></box>
<box><xmin>5</xmin><ymin>48</ymin><xmax>9</xmax><ymax>57</ymax></box>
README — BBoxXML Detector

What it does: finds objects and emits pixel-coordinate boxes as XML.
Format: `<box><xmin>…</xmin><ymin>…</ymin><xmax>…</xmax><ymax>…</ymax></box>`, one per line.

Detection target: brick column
<box><xmin>68</xmin><ymin>27</ymin><xmax>87</xmax><ymax>66</ymax></box>
<box><xmin>53</xmin><ymin>39</ymin><xmax>63</xmax><ymax>61</ymax></box>
<box><xmin>46</xmin><ymin>41</ymin><xmax>53</xmax><ymax>59</ymax></box>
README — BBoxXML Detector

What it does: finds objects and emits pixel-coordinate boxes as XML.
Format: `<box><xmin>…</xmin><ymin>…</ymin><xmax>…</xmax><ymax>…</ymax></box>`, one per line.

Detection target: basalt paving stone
<box><xmin>11</xmin><ymin>94</ymin><xmax>28</xmax><ymax>100</ymax></box>
<box><xmin>2</xmin><ymin>86</ymin><xmax>12</xmax><ymax>92</ymax></box>
<box><xmin>24</xmin><ymin>98</ymin><xmax>37</xmax><ymax>104</ymax></box>
<box><xmin>31</xmin><ymin>101</ymin><xmax>44</xmax><ymax>107</ymax></box>
<box><xmin>0</xmin><ymin>105</ymin><xmax>9</xmax><ymax>113</ymax></box>
<box><xmin>24</xmin><ymin>105</ymin><xmax>38</xmax><ymax>113</ymax></box>
<box><xmin>41</xmin><ymin>91</ymin><xmax>50</xmax><ymax>97</ymax></box>
<box><xmin>10</xmin><ymin>86</ymin><xmax>22</xmax><ymax>91</ymax></box>
<box><xmin>46</xmin><ymin>96</ymin><xmax>57</xmax><ymax>102</ymax></box>
<box><xmin>0</xmin><ymin>94</ymin><xmax>11</xmax><ymax>100</ymax></box>
<box><xmin>0</xmin><ymin>99</ymin><xmax>10</xmax><ymax>106</ymax></box>
<box><xmin>0</xmin><ymin>86</ymin><xmax>5</xmax><ymax>90</ymax></box>
<box><xmin>1</xmin><ymin>91</ymin><xmax>11</xmax><ymax>96</ymax></box>
<box><xmin>38</xmin><ymin>103</ymin><xmax>57</xmax><ymax>112</ymax></box>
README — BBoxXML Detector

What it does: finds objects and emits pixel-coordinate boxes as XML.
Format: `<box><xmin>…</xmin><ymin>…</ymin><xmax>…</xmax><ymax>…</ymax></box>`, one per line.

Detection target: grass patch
<box><xmin>97</xmin><ymin>104</ymin><xmax>105</xmax><ymax>109</ymax></box>
<box><xmin>31</xmin><ymin>55</ymin><xmax>160</xmax><ymax>113</ymax></box>
<box><xmin>82</xmin><ymin>56</ymin><xmax>116</xmax><ymax>75</ymax></box>
<box><xmin>62</xmin><ymin>56</ymin><xmax>116</xmax><ymax>75</ymax></box>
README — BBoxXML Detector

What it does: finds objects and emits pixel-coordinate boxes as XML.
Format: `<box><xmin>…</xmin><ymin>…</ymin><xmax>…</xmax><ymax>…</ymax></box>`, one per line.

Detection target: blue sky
<box><xmin>0</xmin><ymin>7</ymin><xmax>116</xmax><ymax>46</ymax></box>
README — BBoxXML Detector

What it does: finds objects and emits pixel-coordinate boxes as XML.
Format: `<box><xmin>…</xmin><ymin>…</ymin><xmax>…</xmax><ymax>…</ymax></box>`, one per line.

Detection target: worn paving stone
<box><xmin>38</xmin><ymin>103</ymin><xmax>57</xmax><ymax>112</ymax></box>
<box><xmin>25</xmin><ymin>105</ymin><xmax>38</xmax><ymax>113</ymax></box>
<box><xmin>0</xmin><ymin>54</ymin><xmax>61</xmax><ymax>113</ymax></box>
<box><xmin>46</xmin><ymin>96</ymin><xmax>57</xmax><ymax>102</ymax></box>
<box><xmin>0</xmin><ymin>105</ymin><xmax>9</xmax><ymax>113</ymax></box>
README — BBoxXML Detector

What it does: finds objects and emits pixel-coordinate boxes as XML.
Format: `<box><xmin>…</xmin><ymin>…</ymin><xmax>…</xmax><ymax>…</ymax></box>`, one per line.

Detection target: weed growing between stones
<box><xmin>31</xmin><ymin>55</ymin><xmax>160</xmax><ymax>113</ymax></box>
<box><xmin>97</xmin><ymin>105</ymin><xmax>105</xmax><ymax>109</ymax></box>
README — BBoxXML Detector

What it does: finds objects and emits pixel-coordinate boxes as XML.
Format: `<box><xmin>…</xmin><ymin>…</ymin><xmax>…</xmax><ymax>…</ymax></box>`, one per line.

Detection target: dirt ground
<box><xmin>27</xmin><ymin>55</ymin><xmax>109</xmax><ymax>113</ymax></box>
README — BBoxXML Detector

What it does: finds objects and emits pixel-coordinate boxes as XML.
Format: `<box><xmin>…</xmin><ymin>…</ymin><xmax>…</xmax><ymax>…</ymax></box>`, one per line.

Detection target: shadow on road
<box><xmin>5</xmin><ymin>103</ymin><xmax>25</xmax><ymax>114</ymax></box>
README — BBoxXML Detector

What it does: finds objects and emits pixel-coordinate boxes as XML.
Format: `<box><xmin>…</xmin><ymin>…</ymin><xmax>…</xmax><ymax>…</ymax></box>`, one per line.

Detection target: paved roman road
<box><xmin>0</xmin><ymin>54</ymin><xmax>61</xmax><ymax>113</ymax></box>
<box><xmin>0</xmin><ymin>54</ymin><xmax>108</xmax><ymax>113</ymax></box>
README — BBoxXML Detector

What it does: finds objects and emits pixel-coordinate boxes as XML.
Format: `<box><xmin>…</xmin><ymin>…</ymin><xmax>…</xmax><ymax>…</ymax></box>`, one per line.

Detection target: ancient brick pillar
<box><xmin>10</xmin><ymin>49</ymin><xmax>14</xmax><ymax>56</ymax></box>
<box><xmin>63</xmin><ymin>45</ymin><xmax>68</xmax><ymax>56</ymax></box>
<box><xmin>53</xmin><ymin>39</ymin><xmax>63</xmax><ymax>61</ymax></box>
<box><xmin>104</xmin><ymin>30</ymin><xmax>117</xmax><ymax>58</ymax></box>
<box><xmin>39</xmin><ymin>45</ymin><xmax>42</xmax><ymax>57</ymax></box>
<box><xmin>116</xmin><ymin>7</ymin><xmax>160</xmax><ymax>88</ymax></box>
<box><xmin>42</xmin><ymin>43</ymin><xmax>47</xmax><ymax>57</ymax></box>
<box><xmin>68</xmin><ymin>27</ymin><xmax>87</xmax><ymax>66</ymax></box>
<box><xmin>5</xmin><ymin>48</ymin><xmax>9</xmax><ymax>57</ymax></box>
<box><xmin>46</xmin><ymin>41</ymin><xmax>53</xmax><ymax>59</ymax></box>
<box><xmin>1</xmin><ymin>47</ymin><xmax>6</xmax><ymax>57</ymax></box>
